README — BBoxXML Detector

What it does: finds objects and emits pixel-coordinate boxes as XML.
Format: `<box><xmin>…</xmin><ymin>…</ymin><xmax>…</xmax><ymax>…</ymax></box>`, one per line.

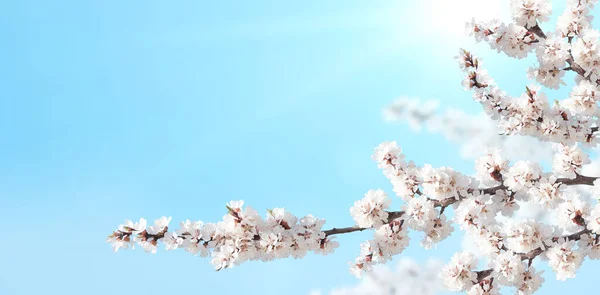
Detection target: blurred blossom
<box><xmin>383</xmin><ymin>97</ymin><xmax>554</xmax><ymax>163</ymax></box>
<box><xmin>312</xmin><ymin>258</ymin><xmax>444</xmax><ymax>295</ymax></box>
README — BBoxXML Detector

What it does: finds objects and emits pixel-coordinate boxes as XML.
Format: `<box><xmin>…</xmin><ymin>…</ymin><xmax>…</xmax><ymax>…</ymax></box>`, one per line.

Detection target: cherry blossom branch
<box><xmin>330</xmin><ymin>172</ymin><xmax>597</xmax><ymax>237</ymax></box>
<box><xmin>522</xmin><ymin>228</ymin><xmax>591</xmax><ymax>260</ymax></box>
<box><xmin>479</xmin><ymin>173</ymin><xmax>599</xmax><ymax>194</ymax></box>
<box><xmin>475</xmin><ymin>228</ymin><xmax>592</xmax><ymax>282</ymax></box>
<box><xmin>458</xmin><ymin>48</ymin><xmax>600</xmax><ymax>144</ymax></box>
<box><xmin>523</xmin><ymin>22</ymin><xmax>591</xmax><ymax>84</ymax></box>
<box><xmin>108</xmin><ymin>2</ymin><xmax>600</xmax><ymax>295</ymax></box>
<box><xmin>107</xmin><ymin>147</ymin><xmax>600</xmax><ymax>274</ymax></box>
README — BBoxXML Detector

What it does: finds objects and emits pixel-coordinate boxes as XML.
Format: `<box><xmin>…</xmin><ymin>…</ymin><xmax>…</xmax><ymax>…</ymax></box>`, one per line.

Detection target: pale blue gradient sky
<box><xmin>1</xmin><ymin>1</ymin><xmax>599</xmax><ymax>295</ymax></box>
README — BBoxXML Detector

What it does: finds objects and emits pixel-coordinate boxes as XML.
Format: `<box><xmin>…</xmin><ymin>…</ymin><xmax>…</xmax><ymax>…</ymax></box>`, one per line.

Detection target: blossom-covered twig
<box><xmin>474</xmin><ymin>228</ymin><xmax>591</xmax><ymax>279</ymax></box>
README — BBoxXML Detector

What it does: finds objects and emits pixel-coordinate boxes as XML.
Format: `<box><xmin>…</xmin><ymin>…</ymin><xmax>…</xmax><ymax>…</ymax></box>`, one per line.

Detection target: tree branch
<box><xmin>560</xmin><ymin>173</ymin><xmax>598</xmax><ymax>186</ymax></box>
<box><xmin>323</xmin><ymin>226</ymin><xmax>367</xmax><ymax>236</ymax></box>
<box><xmin>475</xmin><ymin>228</ymin><xmax>591</xmax><ymax>281</ymax></box>
<box><xmin>324</xmin><ymin>174</ymin><xmax>597</xmax><ymax>237</ymax></box>
<box><xmin>528</xmin><ymin>24</ymin><xmax>547</xmax><ymax>39</ymax></box>
<box><xmin>524</xmin><ymin>23</ymin><xmax>597</xmax><ymax>87</ymax></box>
<box><xmin>324</xmin><ymin>212</ymin><xmax>405</xmax><ymax>236</ymax></box>
<box><xmin>566</xmin><ymin>53</ymin><xmax>588</xmax><ymax>78</ymax></box>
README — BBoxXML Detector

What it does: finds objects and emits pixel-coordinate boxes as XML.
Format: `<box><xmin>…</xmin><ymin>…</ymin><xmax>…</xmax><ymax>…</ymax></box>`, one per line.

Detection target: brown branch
<box><xmin>564</xmin><ymin>47</ymin><xmax>599</xmax><ymax>87</ymax></box>
<box><xmin>559</xmin><ymin>173</ymin><xmax>598</xmax><ymax>186</ymax></box>
<box><xmin>323</xmin><ymin>226</ymin><xmax>368</xmax><ymax>236</ymax></box>
<box><xmin>566</xmin><ymin>54</ymin><xmax>587</xmax><ymax>78</ymax></box>
<box><xmin>477</xmin><ymin>269</ymin><xmax>494</xmax><ymax>282</ymax></box>
<box><xmin>324</xmin><ymin>211</ymin><xmax>405</xmax><ymax>236</ymax></box>
<box><xmin>528</xmin><ymin>24</ymin><xmax>547</xmax><ymax>39</ymax></box>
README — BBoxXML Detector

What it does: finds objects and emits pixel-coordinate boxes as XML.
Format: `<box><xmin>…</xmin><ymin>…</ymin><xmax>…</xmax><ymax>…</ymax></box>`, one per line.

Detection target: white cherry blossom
<box><xmin>440</xmin><ymin>252</ymin><xmax>478</xmax><ymax>292</ymax></box>
<box><xmin>350</xmin><ymin>189</ymin><xmax>391</xmax><ymax>229</ymax></box>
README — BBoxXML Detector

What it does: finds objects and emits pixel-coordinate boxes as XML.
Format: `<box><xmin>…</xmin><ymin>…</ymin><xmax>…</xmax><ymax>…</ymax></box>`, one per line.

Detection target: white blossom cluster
<box><xmin>109</xmin><ymin>1</ymin><xmax>600</xmax><ymax>294</ymax></box>
<box><xmin>510</xmin><ymin>0</ymin><xmax>552</xmax><ymax>28</ymax></box>
<box><xmin>557</xmin><ymin>0</ymin><xmax>597</xmax><ymax>38</ymax></box>
<box><xmin>349</xmin><ymin>189</ymin><xmax>391</xmax><ymax>228</ymax></box>
<box><xmin>349</xmin><ymin>218</ymin><xmax>410</xmax><ymax>277</ymax></box>
<box><xmin>107</xmin><ymin>200</ymin><xmax>339</xmax><ymax>270</ymax></box>
<box><xmin>357</xmin><ymin>138</ymin><xmax>600</xmax><ymax>294</ymax></box>
<box><xmin>462</xmin><ymin>0</ymin><xmax>600</xmax><ymax>145</ymax></box>
<box><xmin>553</xmin><ymin>143</ymin><xmax>591</xmax><ymax>178</ymax></box>
<box><xmin>381</xmin><ymin>96</ymin><xmax>600</xmax><ymax>257</ymax></box>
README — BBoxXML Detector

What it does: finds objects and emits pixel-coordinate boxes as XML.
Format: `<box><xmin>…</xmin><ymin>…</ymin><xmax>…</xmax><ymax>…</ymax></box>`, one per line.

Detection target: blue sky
<box><xmin>1</xmin><ymin>1</ymin><xmax>600</xmax><ymax>295</ymax></box>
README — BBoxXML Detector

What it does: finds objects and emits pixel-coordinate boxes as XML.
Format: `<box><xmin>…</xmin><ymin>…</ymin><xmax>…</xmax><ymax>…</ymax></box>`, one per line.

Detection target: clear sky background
<box><xmin>2</xmin><ymin>1</ymin><xmax>600</xmax><ymax>295</ymax></box>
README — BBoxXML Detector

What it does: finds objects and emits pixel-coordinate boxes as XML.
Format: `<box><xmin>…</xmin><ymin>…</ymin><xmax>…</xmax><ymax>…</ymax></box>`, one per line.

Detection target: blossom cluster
<box><xmin>459</xmin><ymin>49</ymin><xmax>599</xmax><ymax>145</ymax></box>
<box><xmin>107</xmin><ymin>201</ymin><xmax>338</xmax><ymax>270</ymax></box>
<box><xmin>358</xmin><ymin>139</ymin><xmax>600</xmax><ymax>294</ymax></box>
<box><xmin>461</xmin><ymin>0</ymin><xmax>600</xmax><ymax>146</ymax></box>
